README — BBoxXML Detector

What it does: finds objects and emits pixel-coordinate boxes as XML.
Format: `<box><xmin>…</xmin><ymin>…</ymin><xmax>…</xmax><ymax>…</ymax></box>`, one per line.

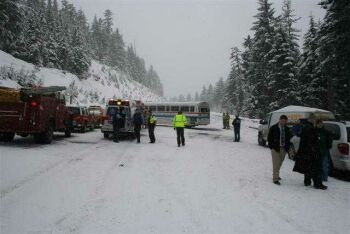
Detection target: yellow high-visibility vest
<box><xmin>172</xmin><ymin>114</ymin><xmax>187</xmax><ymax>128</ymax></box>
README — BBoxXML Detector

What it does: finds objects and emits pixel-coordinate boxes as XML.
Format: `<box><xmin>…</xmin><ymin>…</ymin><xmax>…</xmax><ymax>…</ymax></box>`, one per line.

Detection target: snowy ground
<box><xmin>1</xmin><ymin>114</ymin><xmax>349</xmax><ymax>233</ymax></box>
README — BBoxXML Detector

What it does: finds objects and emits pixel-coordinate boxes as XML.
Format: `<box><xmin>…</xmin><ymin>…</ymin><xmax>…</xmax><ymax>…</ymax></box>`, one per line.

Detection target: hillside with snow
<box><xmin>0</xmin><ymin>50</ymin><xmax>162</xmax><ymax>105</ymax></box>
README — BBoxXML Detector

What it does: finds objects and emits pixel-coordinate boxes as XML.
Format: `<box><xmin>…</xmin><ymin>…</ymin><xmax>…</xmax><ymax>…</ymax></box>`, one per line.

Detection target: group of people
<box><xmin>112</xmin><ymin>108</ymin><xmax>188</xmax><ymax>147</ymax></box>
<box><xmin>222</xmin><ymin>113</ymin><xmax>242</xmax><ymax>142</ymax></box>
<box><xmin>268</xmin><ymin>115</ymin><xmax>332</xmax><ymax>190</ymax></box>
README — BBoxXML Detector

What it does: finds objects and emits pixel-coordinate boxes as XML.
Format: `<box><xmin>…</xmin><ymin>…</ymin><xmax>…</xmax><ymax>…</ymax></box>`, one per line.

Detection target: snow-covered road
<box><xmin>1</xmin><ymin>114</ymin><xmax>349</xmax><ymax>233</ymax></box>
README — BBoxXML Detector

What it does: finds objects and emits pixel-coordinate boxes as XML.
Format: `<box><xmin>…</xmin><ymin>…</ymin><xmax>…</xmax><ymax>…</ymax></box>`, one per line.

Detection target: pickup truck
<box><xmin>0</xmin><ymin>86</ymin><xmax>72</xmax><ymax>144</ymax></box>
<box><xmin>67</xmin><ymin>106</ymin><xmax>95</xmax><ymax>133</ymax></box>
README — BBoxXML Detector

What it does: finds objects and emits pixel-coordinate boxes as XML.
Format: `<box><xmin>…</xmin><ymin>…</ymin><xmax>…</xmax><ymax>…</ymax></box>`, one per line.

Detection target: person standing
<box><xmin>226</xmin><ymin>113</ymin><xmax>231</xmax><ymax>129</ymax></box>
<box><xmin>112</xmin><ymin>108</ymin><xmax>123</xmax><ymax>143</ymax></box>
<box><xmin>316</xmin><ymin>120</ymin><xmax>333</xmax><ymax>182</ymax></box>
<box><xmin>148</xmin><ymin>110</ymin><xmax>156</xmax><ymax>143</ymax></box>
<box><xmin>222</xmin><ymin>113</ymin><xmax>227</xmax><ymax>129</ymax></box>
<box><xmin>172</xmin><ymin>111</ymin><xmax>187</xmax><ymax>147</ymax></box>
<box><xmin>267</xmin><ymin>115</ymin><xmax>292</xmax><ymax>185</ymax></box>
<box><xmin>133</xmin><ymin>108</ymin><xmax>144</xmax><ymax>143</ymax></box>
<box><xmin>293</xmin><ymin>117</ymin><xmax>328</xmax><ymax>190</ymax></box>
<box><xmin>232</xmin><ymin>115</ymin><xmax>241</xmax><ymax>142</ymax></box>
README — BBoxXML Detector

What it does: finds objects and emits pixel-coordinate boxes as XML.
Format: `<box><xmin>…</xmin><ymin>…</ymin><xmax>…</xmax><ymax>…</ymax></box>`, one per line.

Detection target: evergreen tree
<box><xmin>186</xmin><ymin>93</ymin><xmax>192</xmax><ymax>102</ymax></box>
<box><xmin>318</xmin><ymin>0</ymin><xmax>350</xmax><ymax>119</ymax></box>
<box><xmin>299</xmin><ymin>16</ymin><xmax>326</xmax><ymax>108</ymax></box>
<box><xmin>0</xmin><ymin>0</ymin><xmax>22</xmax><ymax>54</ymax></box>
<box><xmin>247</xmin><ymin>0</ymin><xmax>276</xmax><ymax>118</ymax></box>
<box><xmin>194</xmin><ymin>91</ymin><xmax>200</xmax><ymax>101</ymax></box>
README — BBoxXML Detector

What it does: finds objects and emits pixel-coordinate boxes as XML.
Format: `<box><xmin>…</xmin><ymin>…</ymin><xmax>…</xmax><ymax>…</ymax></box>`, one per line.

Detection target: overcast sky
<box><xmin>69</xmin><ymin>0</ymin><xmax>325</xmax><ymax>97</ymax></box>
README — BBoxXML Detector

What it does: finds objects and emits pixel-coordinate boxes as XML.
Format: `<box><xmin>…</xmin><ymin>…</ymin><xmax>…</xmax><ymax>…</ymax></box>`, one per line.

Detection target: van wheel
<box><xmin>0</xmin><ymin>133</ymin><xmax>15</xmax><ymax>142</ymax></box>
<box><xmin>41</xmin><ymin>124</ymin><xmax>54</xmax><ymax>144</ymax></box>
<box><xmin>258</xmin><ymin>132</ymin><xmax>266</xmax><ymax>146</ymax></box>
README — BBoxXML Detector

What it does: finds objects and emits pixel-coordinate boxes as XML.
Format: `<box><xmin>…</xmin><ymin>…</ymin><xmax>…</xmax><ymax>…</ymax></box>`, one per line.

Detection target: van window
<box><xmin>324</xmin><ymin>123</ymin><xmax>341</xmax><ymax>140</ymax></box>
<box><xmin>346</xmin><ymin>127</ymin><xmax>350</xmax><ymax>142</ymax></box>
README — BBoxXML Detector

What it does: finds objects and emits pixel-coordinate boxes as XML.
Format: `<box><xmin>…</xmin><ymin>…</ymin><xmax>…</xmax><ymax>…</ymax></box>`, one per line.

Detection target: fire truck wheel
<box><xmin>81</xmin><ymin>124</ymin><xmax>86</xmax><ymax>133</ymax></box>
<box><xmin>0</xmin><ymin>133</ymin><xmax>15</xmax><ymax>142</ymax></box>
<box><xmin>65</xmin><ymin>128</ymin><xmax>71</xmax><ymax>137</ymax></box>
<box><xmin>90</xmin><ymin>124</ymin><xmax>95</xmax><ymax>131</ymax></box>
<box><xmin>41</xmin><ymin>124</ymin><xmax>54</xmax><ymax>144</ymax></box>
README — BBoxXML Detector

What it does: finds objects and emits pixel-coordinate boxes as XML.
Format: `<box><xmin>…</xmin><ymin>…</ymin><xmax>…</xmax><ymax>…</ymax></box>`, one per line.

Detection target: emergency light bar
<box><xmin>108</xmin><ymin>99</ymin><xmax>130</xmax><ymax>106</ymax></box>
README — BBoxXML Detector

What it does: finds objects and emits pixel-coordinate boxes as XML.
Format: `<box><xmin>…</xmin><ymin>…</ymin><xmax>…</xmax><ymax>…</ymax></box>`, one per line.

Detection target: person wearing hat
<box><xmin>172</xmin><ymin>111</ymin><xmax>187</xmax><ymax>147</ymax></box>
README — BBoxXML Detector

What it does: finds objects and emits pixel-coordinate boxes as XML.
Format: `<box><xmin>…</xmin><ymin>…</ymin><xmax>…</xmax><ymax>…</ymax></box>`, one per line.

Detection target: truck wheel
<box><xmin>1</xmin><ymin>133</ymin><xmax>15</xmax><ymax>142</ymax></box>
<box><xmin>103</xmin><ymin>133</ymin><xmax>109</xmax><ymax>139</ymax></box>
<box><xmin>41</xmin><ymin>124</ymin><xmax>54</xmax><ymax>144</ymax></box>
<box><xmin>81</xmin><ymin>124</ymin><xmax>86</xmax><ymax>133</ymax></box>
<box><xmin>65</xmin><ymin>128</ymin><xmax>71</xmax><ymax>137</ymax></box>
<box><xmin>258</xmin><ymin>132</ymin><xmax>266</xmax><ymax>146</ymax></box>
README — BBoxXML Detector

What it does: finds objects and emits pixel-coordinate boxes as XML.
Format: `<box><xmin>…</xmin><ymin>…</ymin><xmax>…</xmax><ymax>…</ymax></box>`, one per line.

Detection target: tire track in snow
<box><xmin>0</xmin><ymin>139</ymin><xmax>108</xmax><ymax>199</ymax></box>
<box><xmin>53</xmin><ymin>141</ymin><xmax>136</xmax><ymax>233</ymax></box>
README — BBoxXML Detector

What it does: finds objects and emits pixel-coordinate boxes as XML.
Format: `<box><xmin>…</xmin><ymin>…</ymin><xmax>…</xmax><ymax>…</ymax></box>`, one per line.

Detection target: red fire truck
<box><xmin>0</xmin><ymin>86</ymin><xmax>73</xmax><ymax>144</ymax></box>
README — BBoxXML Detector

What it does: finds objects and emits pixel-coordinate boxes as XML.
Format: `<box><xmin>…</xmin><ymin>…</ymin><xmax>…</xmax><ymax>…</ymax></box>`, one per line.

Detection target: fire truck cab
<box><xmin>101</xmin><ymin>99</ymin><xmax>140</xmax><ymax>139</ymax></box>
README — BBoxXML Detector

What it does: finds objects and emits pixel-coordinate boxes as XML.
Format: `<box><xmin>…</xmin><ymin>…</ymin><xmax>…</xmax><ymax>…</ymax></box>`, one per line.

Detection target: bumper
<box><xmin>334</xmin><ymin>157</ymin><xmax>350</xmax><ymax>171</ymax></box>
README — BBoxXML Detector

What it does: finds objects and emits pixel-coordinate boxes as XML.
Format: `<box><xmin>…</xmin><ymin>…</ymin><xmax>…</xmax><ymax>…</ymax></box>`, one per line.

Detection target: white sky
<box><xmin>69</xmin><ymin>0</ymin><xmax>325</xmax><ymax>97</ymax></box>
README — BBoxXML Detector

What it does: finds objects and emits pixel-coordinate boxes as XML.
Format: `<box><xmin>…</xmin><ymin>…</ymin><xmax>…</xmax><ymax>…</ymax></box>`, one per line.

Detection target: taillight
<box><xmin>338</xmin><ymin>143</ymin><xmax>349</xmax><ymax>155</ymax></box>
<box><xmin>31</xmin><ymin>101</ymin><xmax>38</xmax><ymax>107</ymax></box>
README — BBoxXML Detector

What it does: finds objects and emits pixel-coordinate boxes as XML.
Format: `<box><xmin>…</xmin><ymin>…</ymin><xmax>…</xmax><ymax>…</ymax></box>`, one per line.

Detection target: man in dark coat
<box><xmin>232</xmin><ymin>115</ymin><xmax>241</xmax><ymax>142</ymax></box>
<box><xmin>267</xmin><ymin>115</ymin><xmax>292</xmax><ymax>185</ymax></box>
<box><xmin>112</xmin><ymin>108</ymin><xmax>124</xmax><ymax>143</ymax></box>
<box><xmin>133</xmin><ymin>108</ymin><xmax>144</xmax><ymax>143</ymax></box>
<box><xmin>293</xmin><ymin>117</ymin><xmax>328</xmax><ymax>190</ymax></box>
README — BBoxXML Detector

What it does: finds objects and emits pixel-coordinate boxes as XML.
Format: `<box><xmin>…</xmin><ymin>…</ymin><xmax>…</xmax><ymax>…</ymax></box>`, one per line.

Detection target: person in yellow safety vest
<box><xmin>172</xmin><ymin>111</ymin><xmax>187</xmax><ymax>147</ymax></box>
<box><xmin>148</xmin><ymin>111</ymin><xmax>156</xmax><ymax>143</ymax></box>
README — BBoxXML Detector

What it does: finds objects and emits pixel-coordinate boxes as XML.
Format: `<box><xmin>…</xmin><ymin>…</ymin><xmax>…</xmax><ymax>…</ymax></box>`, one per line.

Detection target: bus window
<box><xmin>158</xmin><ymin>106</ymin><xmax>165</xmax><ymax>111</ymax></box>
<box><xmin>190</xmin><ymin>106</ymin><xmax>195</xmax><ymax>112</ymax></box>
<box><xmin>150</xmin><ymin>106</ymin><xmax>157</xmax><ymax>111</ymax></box>
<box><xmin>166</xmin><ymin>106</ymin><xmax>170</xmax><ymax>112</ymax></box>
<box><xmin>200</xmin><ymin>108</ymin><xmax>209</xmax><ymax>113</ymax></box>
<box><xmin>181</xmin><ymin>106</ymin><xmax>189</xmax><ymax>112</ymax></box>
<box><xmin>171</xmin><ymin>106</ymin><xmax>179</xmax><ymax>112</ymax></box>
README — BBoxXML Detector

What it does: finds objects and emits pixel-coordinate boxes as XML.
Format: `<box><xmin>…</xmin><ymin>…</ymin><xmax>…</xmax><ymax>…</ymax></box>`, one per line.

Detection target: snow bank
<box><xmin>0</xmin><ymin>50</ymin><xmax>162</xmax><ymax>105</ymax></box>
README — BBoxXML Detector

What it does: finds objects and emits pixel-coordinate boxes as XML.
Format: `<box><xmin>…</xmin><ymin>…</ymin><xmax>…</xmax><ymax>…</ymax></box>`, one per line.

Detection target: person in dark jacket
<box><xmin>148</xmin><ymin>111</ymin><xmax>156</xmax><ymax>143</ymax></box>
<box><xmin>293</xmin><ymin>116</ymin><xmax>328</xmax><ymax>190</ymax></box>
<box><xmin>232</xmin><ymin>115</ymin><xmax>241</xmax><ymax>142</ymax></box>
<box><xmin>112</xmin><ymin>108</ymin><xmax>124</xmax><ymax>143</ymax></box>
<box><xmin>267</xmin><ymin>115</ymin><xmax>292</xmax><ymax>185</ymax></box>
<box><xmin>316</xmin><ymin>119</ymin><xmax>333</xmax><ymax>182</ymax></box>
<box><xmin>133</xmin><ymin>109</ymin><xmax>144</xmax><ymax>143</ymax></box>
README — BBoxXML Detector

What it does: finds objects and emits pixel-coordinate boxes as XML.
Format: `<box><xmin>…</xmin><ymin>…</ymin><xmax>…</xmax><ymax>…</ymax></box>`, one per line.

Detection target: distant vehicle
<box><xmin>144</xmin><ymin>101</ymin><xmax>210</xmax><ymax>127</ymax></box>
<box><xmin>101</xmin><ymin>99</ymin><xmax>141</xmax><ymax>138</ymax></box>
<box><xmin>258</xmin><ymin>105</ymin><xmax>335</xmax><ymax>147</ymax></box>
<box><xmin>0</xmin><ymin>86</ymin><xmax>72</xmax><ymax>144</ymax></box>
<box><xmin>88</xmin><ymin>105</ymin><xmax>105</xmax><ymax>128</ymax></box>
<box><xmin>67</xmin><ymin>106</ymin><xmax>95</xmax><ymax>133</ymax></box>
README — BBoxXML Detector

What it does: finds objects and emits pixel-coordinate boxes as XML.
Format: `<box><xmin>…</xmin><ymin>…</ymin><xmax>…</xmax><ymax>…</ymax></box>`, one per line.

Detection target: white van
<box><xmin>258</xmin><ymin>105</ymin><xmax>335</xmax><ymax>146</ymax></box>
